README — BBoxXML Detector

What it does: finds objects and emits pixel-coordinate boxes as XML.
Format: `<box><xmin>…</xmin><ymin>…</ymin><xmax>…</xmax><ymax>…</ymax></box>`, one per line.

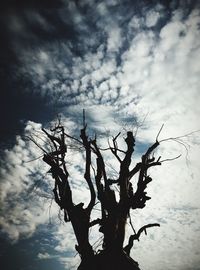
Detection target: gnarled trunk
<box><xmin>78</xmin><ymin>249</ymin><xmax>141</xmax><ymax>270</ymax></box>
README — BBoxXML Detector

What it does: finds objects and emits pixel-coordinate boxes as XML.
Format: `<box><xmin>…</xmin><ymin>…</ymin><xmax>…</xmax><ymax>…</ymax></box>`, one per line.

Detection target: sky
<box><xmin>0</xmin><ymin>0</ymin><xmax>200</xmax><ymax>269</ymax></box>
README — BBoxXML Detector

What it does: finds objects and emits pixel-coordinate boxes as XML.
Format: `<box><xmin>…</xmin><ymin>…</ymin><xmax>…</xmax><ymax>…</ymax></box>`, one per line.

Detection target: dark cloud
<box><xmin>0</xmin><ymin>226</ymin><xmax>63</xmax><ymax>270</ymax></box>
<box><xmin>0</xmin><ymin>0</ymin><xmax>63</xmax><ymax>12</ymax></box>
<box><xmin>0</xmin><ymin>75</ymin><xmax>56</xmax><ymax>149</ymax></box>
<box><xmin>0</xmin><ymin>1</ymin><xmax>73</xmax><ymax>149</ymax></box>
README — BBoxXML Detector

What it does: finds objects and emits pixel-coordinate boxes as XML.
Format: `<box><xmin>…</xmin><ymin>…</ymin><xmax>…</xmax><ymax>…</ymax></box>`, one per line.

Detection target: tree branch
<box><xmin>124</xmin><ymin>223</ymin><xmax>160</xmax><ymax>255</ymax></box>
<box><xmin>89</xmin><ymin>218</ymin><xmax>102</xmax><ymax>227</ymax></box>
<box><xmin>160</xmin><ymin>154</ymin><xmax>181</xmax><ymax>163</ymax></box>
<box><xmin>119</xmin><ymin>131</ymin><xmax>135</xmax><ymax>202</ymax></box>
<box><xmin>156</xmin><ymin>124</ymin><xmax>164</xmax><ymax>141</ymax></box>
<box><xmin>80</xmin><ymin>126</ymin><xmax>96</xmax><ymax>213</ymax></box>
<box><xmin>129</xmin><ymin>141</ymin><xmax>160</xmax><ymax>209</ymax></box>
<box><xmin>128</xmin><ymin>162</ymin><xmax>142</xmax><ymax>179</ymax></box>
<box><xmin>43</xmin><ymin>154</ymin><xmax>73</xmax><ymax>210</ymax></box>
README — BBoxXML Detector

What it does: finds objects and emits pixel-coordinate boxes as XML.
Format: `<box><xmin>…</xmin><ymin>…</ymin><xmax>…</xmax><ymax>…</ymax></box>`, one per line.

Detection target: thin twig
<box><xmin>128</xmin><ymin>212</ymin><xmax>136</xmax><ymax>234</ymax></box>
<box><xmin>64</xmin><ymin>133</ymin><xmax>83</xmax><ymax>145</ymax></box>
<box><xmin>156</xmin><ymin>124</ymin><xmax>164</xmax><ymax>142</ymax></box>
<box><xmin>160</xmin><ymin>154</ymin><xmax>181</xmax><ymax>163</ymax></box>
<box><xmin>83</xmin><ymin>109</ymin><xmax>86</xmax><ymax>128</ymax></box>
<box><xmin>159</xmin><ymin>129</ymin><xmax>200</xmax><ymax>143</ymax></box>
<box><xmin>23</xmin><ymin>154</ymin><xmax>44</xmax><ymax>163</ymax></box>
<box><xmin>25</xmin><ymin>135</ymin><xmax>48</xmax><ymax>154</ymax></box>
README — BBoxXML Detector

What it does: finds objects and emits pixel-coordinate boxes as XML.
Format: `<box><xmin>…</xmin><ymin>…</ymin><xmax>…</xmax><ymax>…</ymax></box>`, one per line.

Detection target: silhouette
<box><xmin>35</xmin><ymin>112</ymin><xmax>164</xmax><ymax>270</ymax></box>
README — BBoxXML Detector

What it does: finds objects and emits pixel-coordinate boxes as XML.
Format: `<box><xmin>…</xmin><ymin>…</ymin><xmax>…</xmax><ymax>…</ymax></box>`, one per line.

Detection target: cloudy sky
<box><xmin>0</xmin><ymin>0</ymin><xmax>200</xmax><ymax>269</ymax></box>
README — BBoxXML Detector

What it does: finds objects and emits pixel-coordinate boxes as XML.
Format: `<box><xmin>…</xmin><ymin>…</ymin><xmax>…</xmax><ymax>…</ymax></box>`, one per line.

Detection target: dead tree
<box><xmin>33</xmin><ymin>115</ymin><xmax>166</xmax><ymax>270</ymax></box>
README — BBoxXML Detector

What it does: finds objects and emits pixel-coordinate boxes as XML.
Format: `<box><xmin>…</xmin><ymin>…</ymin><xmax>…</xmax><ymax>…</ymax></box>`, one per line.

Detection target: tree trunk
<box><xmin>78</xmin><ymin>210</ymin><xmax>140</xmax><ymax>270</ymax></box>
<box><xmin>78</xmin><ymin>249</ymin><xmax>141</xmax><ymax>270</ymax></box>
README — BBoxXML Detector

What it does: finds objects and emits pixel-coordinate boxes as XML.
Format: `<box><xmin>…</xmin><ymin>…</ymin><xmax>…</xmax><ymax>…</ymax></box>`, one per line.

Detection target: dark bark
<box><xmin>78</xmin><ymin>250</ymin><xmax>141</xmax><ymax>270</ymax></box>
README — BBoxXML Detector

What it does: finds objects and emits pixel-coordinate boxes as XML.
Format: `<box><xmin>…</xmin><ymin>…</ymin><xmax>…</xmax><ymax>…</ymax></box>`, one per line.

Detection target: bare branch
<box><xmin>160</xmin><ymin>154</ymin><xmax>181</xmax><ymax>163</ymax></box>
<box><xmin>128</xmin><ymin>212</ymin><xmax>136</xmax><ymax>234</ymax></box>
<box><xmin>129</xmin><ymin>140</ymin><xmax>160</xmax><ymax>209</ymax></box>
<box><xmin>64</xmin><ymin>133</ymin><xmax>83</xmax><ymax>145</ymax></box>
<box><xmin>25</xmin><ymin>135</ymin><xmax>48</xmax><ymax>154</ymax></box>
<box><xmin>159</xmin><ymin>129</ymin><xmax>200</xmax><ymax>143</ymax></box>
<box><xmin>91</xmin><ymin>139</ymin><xmax>109</xmax><ymax>189</ymax></box>
<box><xmin>124</xmin><ymin>223</ymin><xmax>160</xmax><ymax>255</ymax></box>
<box><xmin>80</xmin><ymin>126</ymin><xmax>96</xmax><ymax>213</ymax></box>
<box><xmin>128</xmin><ymin>162</ymin><xmax>141</xmax><ymax>179</ymax></box>
<box><xmin>156</xmin><ymin>124</ymin><xmax>164</xmax><ymax>142</ymax></box>
<box><xmin>99</xmin><ymin>147</ymin><xmax>126</xmax><ymax>154</ymax></box>
<box><xmin>108</xmin><ymin>137</ymin><xmax>122</xmax><ymax>163</ymax></box>
<box><xmin>113</xmin><ymin>132</ymin><xmax>121</xmax><ymax>142</ymax></box>
<box><xmin>83</xmin><ymin>109</ymin><xmax>86</xmax><ymax>128</ymax></box>
<box><xmin>89</xmin><ymin>218</ymin><xmax>102</xmax><ymax>227</ymax></box>
<box><xmin>22</xmin><ymin>154</ymin><xmax>44</xmax><ymax>163</ymax></box>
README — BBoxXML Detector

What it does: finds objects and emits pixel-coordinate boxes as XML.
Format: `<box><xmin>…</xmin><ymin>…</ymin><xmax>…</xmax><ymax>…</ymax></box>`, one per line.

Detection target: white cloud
<box><xmin>107</xmin><ymin>26</ymin><xmax>122</xmax><ymax>52</ymax></box>
<box><xmin>0</xmin><ymin>121</ymin><xmax>58</xmax><ymax>241</ymax></box>
<box><xmin>159</xmin><ymin>20</ymin><xmax>187</xmax><ymax>51</ymax></box>
<box><xmin>37</xmin><ymin>252</ymin><xmax>51</xmax><ymax>259</ymax></box>
<box><xmin>129</xmin><ymin>16</ymin><xmax>144</xmax><ymax>30</ymax></box>
<box><xmin>146</xmin><ymin>10</ymin><xmax>160</xmax><ymax>27</ymax></box>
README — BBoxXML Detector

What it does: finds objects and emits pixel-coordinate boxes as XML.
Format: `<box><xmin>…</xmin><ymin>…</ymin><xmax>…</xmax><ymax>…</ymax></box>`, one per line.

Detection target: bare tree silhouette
<box><xmin>29</xmin><ymin>112</ymin><xmax>173</xmax><ymax>270</ymax></box>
